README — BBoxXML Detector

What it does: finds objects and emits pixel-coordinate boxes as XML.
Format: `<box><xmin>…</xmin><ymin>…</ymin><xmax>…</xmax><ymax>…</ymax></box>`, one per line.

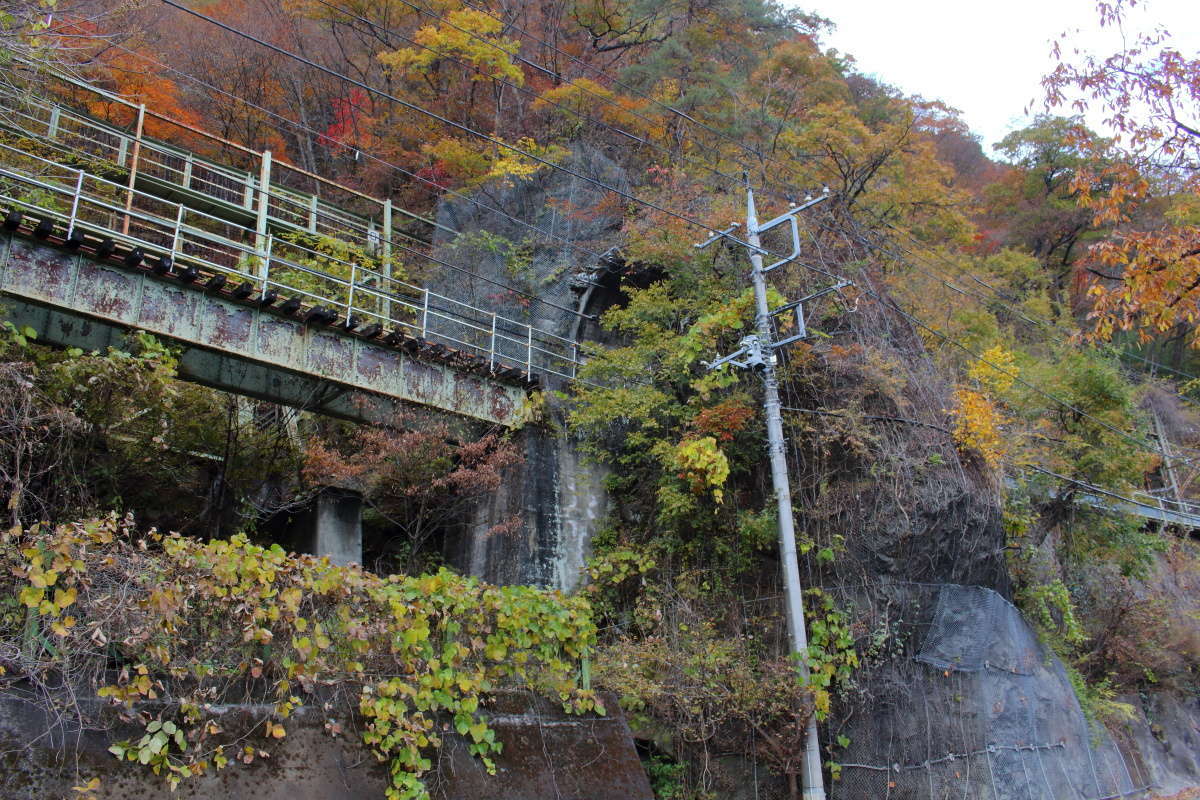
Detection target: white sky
<box><xmin>793</xmin><ymin>0</ymin><xmax>1200</xmax><ymax>153</ymax></box>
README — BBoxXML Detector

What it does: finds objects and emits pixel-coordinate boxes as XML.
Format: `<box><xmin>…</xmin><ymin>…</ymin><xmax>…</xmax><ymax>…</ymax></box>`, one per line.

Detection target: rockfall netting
<box><xmin>427</xmin><ymin>145</ymin><xmax>630</xmax><ymax>387</ymax></box>
<box><xmin>832</xmin><ymin>584</ymin><xmax>1150</xmax><ymax>800</ymax></box>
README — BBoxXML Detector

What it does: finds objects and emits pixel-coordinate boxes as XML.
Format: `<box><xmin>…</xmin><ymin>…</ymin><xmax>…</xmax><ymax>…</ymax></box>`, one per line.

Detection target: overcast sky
<box><xmin>793</xmin><ymin>0</ymin><xmax>1199</xmax><ymax>154</ymax></box>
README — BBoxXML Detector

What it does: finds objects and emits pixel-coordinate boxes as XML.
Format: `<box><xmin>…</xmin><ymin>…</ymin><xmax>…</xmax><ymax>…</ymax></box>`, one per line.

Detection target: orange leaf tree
<box><xmin>1044</xmin><ymin>0</ymin><xmax>1200</xmax><ymax>344</ymax></box>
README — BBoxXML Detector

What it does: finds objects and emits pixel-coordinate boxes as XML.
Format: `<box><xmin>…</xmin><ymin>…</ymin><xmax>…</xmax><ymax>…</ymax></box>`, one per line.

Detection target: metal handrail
<box><xmin>0</xmin><ymin>84</ymin><xmax>561</xmax><ymax>327</ymax></box>
<box><xmin>0</xmin><ymin>86</ymin><xmax>401</xmax><ymax>265</ymax></box>
<box><xmin>0</xmin><ymin>84</ymin><xmax>380</xmax><ymax>228</ymax></box>
<box><xmin>0</xmin><ymin>142</ymin><xmax>581</xmax><ymax>381</ymax></box>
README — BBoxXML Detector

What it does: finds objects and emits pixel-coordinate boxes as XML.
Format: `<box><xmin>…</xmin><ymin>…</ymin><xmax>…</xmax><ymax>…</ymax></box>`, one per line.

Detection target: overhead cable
<box><xmin>157</xmin><ymin>0</ymin><xmax>782</xmax><ymax>256</ymax></box>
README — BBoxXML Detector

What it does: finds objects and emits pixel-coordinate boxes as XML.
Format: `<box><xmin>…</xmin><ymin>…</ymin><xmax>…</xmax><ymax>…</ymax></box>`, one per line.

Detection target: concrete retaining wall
<box><xmin>0</xmin><ymin>689</ymin><xmax>652</xmax><ymax>799</ymax></box>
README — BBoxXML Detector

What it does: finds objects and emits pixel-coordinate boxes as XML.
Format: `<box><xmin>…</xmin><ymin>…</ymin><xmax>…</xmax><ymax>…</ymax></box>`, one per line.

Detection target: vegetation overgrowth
<box><xmin>0</xmin><ymin>514</ymin><xmax>598</xmax><ymax>800</ymax></box>
<box><xmin>0</xmin><ymin>0</ymin><xmax>1198</xmax><ymax>797</ymax></box>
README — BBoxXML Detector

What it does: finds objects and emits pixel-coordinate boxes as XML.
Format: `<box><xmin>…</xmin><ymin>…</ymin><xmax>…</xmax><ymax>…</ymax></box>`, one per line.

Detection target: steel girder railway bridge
<box><xmin>0</xmin><ymin>75</ymin><xmax>583</xmax><ymax>427</ymax></box>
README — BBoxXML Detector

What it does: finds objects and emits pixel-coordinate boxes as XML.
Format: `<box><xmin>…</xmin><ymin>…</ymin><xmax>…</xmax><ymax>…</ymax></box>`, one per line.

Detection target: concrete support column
<box><xmin>302</xmin><ymin>487</ymin><xmax>363</xmax><ymax>567</ymax></box>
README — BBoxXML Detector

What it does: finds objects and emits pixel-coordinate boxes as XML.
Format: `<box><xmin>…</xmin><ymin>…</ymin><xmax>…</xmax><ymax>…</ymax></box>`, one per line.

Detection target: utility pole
<box><xmin>699</xmin><ymin>184</ymin><xmax>845</xmax><ymax>800</ymax></box>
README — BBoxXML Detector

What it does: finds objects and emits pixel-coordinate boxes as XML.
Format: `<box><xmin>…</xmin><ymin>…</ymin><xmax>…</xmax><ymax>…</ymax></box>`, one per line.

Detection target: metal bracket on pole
<box><xmin>694</xmin><ymin>221</ymin><xmax>770</xmax><ymax>255</ymax></box>
<box><xmin>759</xmin><ymin>188</ymin><xmax>829</xmax><ymax>274</ymax></box>
<box><xmin>704</xmin><ymin>334</ymin><xmax>770</xmax><ymax>372</ymax></box>
<box><xmin>769</xmin><ymin>280</ymin><xmax>851</xmax><ymax>348</ymax></box>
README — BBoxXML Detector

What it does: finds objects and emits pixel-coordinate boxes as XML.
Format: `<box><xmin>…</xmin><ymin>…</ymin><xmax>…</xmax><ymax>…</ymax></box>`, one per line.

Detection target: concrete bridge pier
<box><xmin>299</xmin><ymin>487</ymin><xmax>363</xmax><ymax>567</ymax></box>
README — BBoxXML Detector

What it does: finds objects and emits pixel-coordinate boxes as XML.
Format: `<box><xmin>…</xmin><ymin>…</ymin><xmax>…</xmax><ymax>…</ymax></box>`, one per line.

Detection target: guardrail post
<box><xmin>489</xmin><ymin>313</ymin><xmax>497</xmax><ymax>371</ymax></box>
<box><xmin>382</xmin><ymin>198</ymin><xmax>393</xmax><ymax>321</ymax></box>
<box><xmin>254</xmin><ymin>150</ymin><xmax>272</xmax><ymax>259</ymax></box>
<box><xmin>420</xmin><ymin>288</ymin><xmax>429</xmax><ymax>339</ymax></box>
<box><xmin>171</xmin><ymin>204</ymin><xmax>184</xmax><ymax>260</ymax></box>
<box><xmin>47</xmin><ymin>105</ymin><xmax>61</xmax><ymax>139</ymax></box>
<box><xmin>121</xmin><ymin>103</ymin><xmax>145</xmax><ymax>236</ymax></box>
<box><xmin>182</xmin><ymin>153</ymin><xmax>194</xmax><ymax>189</ymax></box>
<box><xmin>66</xmin><ymin>170</ymin><xmax>84</xmax><ymax>239</ymax></box>
<box><xmin>526</xmin><ymin>325</ymin><xmax>533</xmax><ymax>374</ymax></box>
<box><xmin>346</xmin><ymin>263</ymin><xmax>356</xmax><ymax>322</ymax></box>
<box><xmin>308</xmin><ymin>194</ymin><xmax>318</xmax><ymax>234</ymax></box>
<box><xmin>572</xmin><ymin>342</ymin><xmax>579</xmax><ymax>379</ymax></box>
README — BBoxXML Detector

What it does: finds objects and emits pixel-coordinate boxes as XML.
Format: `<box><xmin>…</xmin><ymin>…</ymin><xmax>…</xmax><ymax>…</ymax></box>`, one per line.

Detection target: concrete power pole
<box><xmin>699</xmin><ymin>184</ymin><xmax>846</xmax><ymax>800</ymax></box>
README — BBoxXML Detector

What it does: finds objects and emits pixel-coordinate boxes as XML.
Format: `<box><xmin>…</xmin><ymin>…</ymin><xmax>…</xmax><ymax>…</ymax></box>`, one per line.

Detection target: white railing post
<box><xmin>381</xmin><ymin>198</ymin><xmax>393</xmax><ymax>322</ymax></box>
<box><xmin>308</xmin><ymin>194</ymin><xmax>318</xmax><ymax>233</ymax></box>
<box><xmin>260</xmin><ymin>233</ymin><xmax>273</xmax><ymax>292</ymax></box>
<box><xmin>182</xmin><ymin>153</ymin><xmax>194</xmax><ymax>189</ymax></box>
<box><xmin>526</xmin><ymin>324</ymin><xmax>533</xmax><ymax>373</ymax></box>
<box><xmin>121</xmin><ymin>103</ymin><xmax>145</xmax><ymax>236</ymax></box>
<box><xmin>489</xmin><ymin>312</ymin><xmax>497</xmax><ymax>370</ymax></box>
<box><xmin>254</xmin><ymin>150</ymin><xmax>272</xmax><ymax>257</ymax></box>
<box><xmin>66</xmin><ymin>169</ymin><xmax>84</xmax><ymax>239</ymax></box>
<box><xmin>171</xmin><ymin>204</ymin><xmax>184</xmax><ymax>260</ymax></box>
<box><xmin>572</xmin><ymin>342</ymin><xmax>579</xmax><ymax>379</ymax></box>
<box><xmin>381</xmin><ymin>199</ymin><xmax>393</xmax><ymax>264</ymax></box>
<box><xmin>420</xmin><ymin>288</ymin><xmax>430</xmax><ymax>339</ymax></box>
<box><xmin>47</xmin><ymin>105</ymin><xmax>61</xmax><ymax>139</ymax></box>
<box><xmin>346</xmin><ymin>263</ymin><xmax>356</xmax><ymax>322</ymax></box>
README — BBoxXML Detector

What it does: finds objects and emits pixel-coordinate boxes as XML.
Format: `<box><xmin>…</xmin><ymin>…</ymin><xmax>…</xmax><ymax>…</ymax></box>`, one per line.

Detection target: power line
<box><xmin>487</xmin><ymin>0</ymin><xmax>1200</xmax><ymax>391</ymax></box>
<box><xmin>783</xmin><ymin>405</ymin><xmax>1200</xmax><ymax>525</ymax></box>
<box><xmin>135</xmin><ymin>3</ymin><xmax>1200</xmax><ymax>471</ymax></box>
<box><xmin>872</xmin><ymin>218</ymin><xmax>1200</xmax><ymax>385</ymax></box>
<box><xmin>819</xmin><ymin>221</ymin><xmax>1198</xmax><ymax>468</ymax></box>
<box><xmin>157</xmin><ymin>0</ymin><xmax>783</xmax><ymax>257</ymax></box>
<box><xmin>457</xmin><ymin>0</ymin><xmax>1200</xmax><ymax>388</ymax></box>
<box><xmin>301</xmin><ymin>0</ymin><xmax>1194</xmax><ymax>401</ymax></box>
<box><xmin>40</xmin><ymin>1</ymin><xmax>1195</xmax><ymax>517</ymax></box>
<box><xmin>306</xmin><ymin>0</ymin><xmax>758</xmax><ymax>198</ymax></box>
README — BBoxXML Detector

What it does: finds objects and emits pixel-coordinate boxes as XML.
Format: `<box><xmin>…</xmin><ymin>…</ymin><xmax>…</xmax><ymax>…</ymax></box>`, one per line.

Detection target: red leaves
<box><xmin>691</xmin><ymin>397</ymin><xmax>754</xmax><ymax>442</ymax></box>
<box><xmin>318</xmin><ymin>89</ymin><xmax>371</xmax><ymax>149</ymax></box>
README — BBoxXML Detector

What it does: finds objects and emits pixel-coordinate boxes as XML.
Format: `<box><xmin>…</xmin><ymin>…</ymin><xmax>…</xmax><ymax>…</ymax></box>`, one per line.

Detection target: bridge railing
<box><xmin>1126</xmin><ymin>488</ymin><xmax>1200</xmax><ymax>520</ymax></box>
<box><xmin>0</xmin><ymin>79</ymin><xmax>436</xmax><ymax>269</ymax></box>
<box><xmin>0</xmin><ymin>138</ymin><xmax>582</xmax><ymax>382</ymax></box>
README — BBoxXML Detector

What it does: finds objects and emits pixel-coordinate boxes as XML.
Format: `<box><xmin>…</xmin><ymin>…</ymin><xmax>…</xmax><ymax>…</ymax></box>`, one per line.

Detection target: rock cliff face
<box><xmin>430</xmin><ymin>150</ymin><xmax>1200</xmax><ymax>799</ymax></box>
<box><xmin>432</xmin><ymin>146</ymin><xmax>628</xmax><ymax>590</ymax></box>
<box><xmin>834</xmin><ymin>584</ymin><xmax>1141</xmax><ymax>799</ymax></box>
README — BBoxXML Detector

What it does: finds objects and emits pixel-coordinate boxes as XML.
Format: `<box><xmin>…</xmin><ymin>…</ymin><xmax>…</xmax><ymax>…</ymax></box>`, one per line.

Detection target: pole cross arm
<box><xmin>759</xmin><ymin>189</ymin><xmax>830</xmax><ymax>274</ymax></box>
<box><xmin>694</xmin><ymin>222</ymin><xmax>770</xmax><ymax>255</ymax></box>
<box><xmin>768</xmin><ymin>279</ymin><xmax>853</xmax><ymax>349</ymax></box>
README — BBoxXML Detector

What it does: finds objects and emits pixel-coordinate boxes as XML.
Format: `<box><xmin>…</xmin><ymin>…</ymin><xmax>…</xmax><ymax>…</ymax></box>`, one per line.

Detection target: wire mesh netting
<box><xmin>833</xmin><ymin>584</ymin><xmax>1149</xmax><ymax>800</ymax></box>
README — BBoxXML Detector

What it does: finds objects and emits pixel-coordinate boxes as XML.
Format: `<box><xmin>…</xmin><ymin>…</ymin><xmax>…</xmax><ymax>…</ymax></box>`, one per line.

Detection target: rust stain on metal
<box><xmin>2</xmin><ymin>236</ymin><xmax>527</xmax><ymax>426</ymax></box>
<box><xmin>452</xmin><ymin>373</ymin><xmax>486</xmax><ymax>415</ymax></box>
<box><xmin>77</xmin><ymin>262</ymin><xmax>136</xmax><ymax>320</ymax></box>
<box><xmin>353</xmin><ymin>344</ymin><xmax>400</xmax><ymax>386</ymax></box>
<box><xmin>306</xmin><ymin>329</ymin><xmax>353</xmax><ymax>381</ymax></box>
<box><xmin>257</xmin><ymin>315</ymin><xmax>302</xmax><ymax>364</ymax></box>
<box><xmin>210</xmin><ymin>303</ymin><xmax>253</xmax><ymax>348</ymax></box>
<box><xmin>401</xmin><ymin>356</ymin><xmax>441</xmax><ymax>403</ymax></box>
<box><xmin>489</xmin><ymin>384</ymin><xmax>517</xmax><ymax>422</ymax></box>
<box><xmin>10</xmin><ymin>240</ymin><xmax>73</xmax><ymax>304</ymax></box>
